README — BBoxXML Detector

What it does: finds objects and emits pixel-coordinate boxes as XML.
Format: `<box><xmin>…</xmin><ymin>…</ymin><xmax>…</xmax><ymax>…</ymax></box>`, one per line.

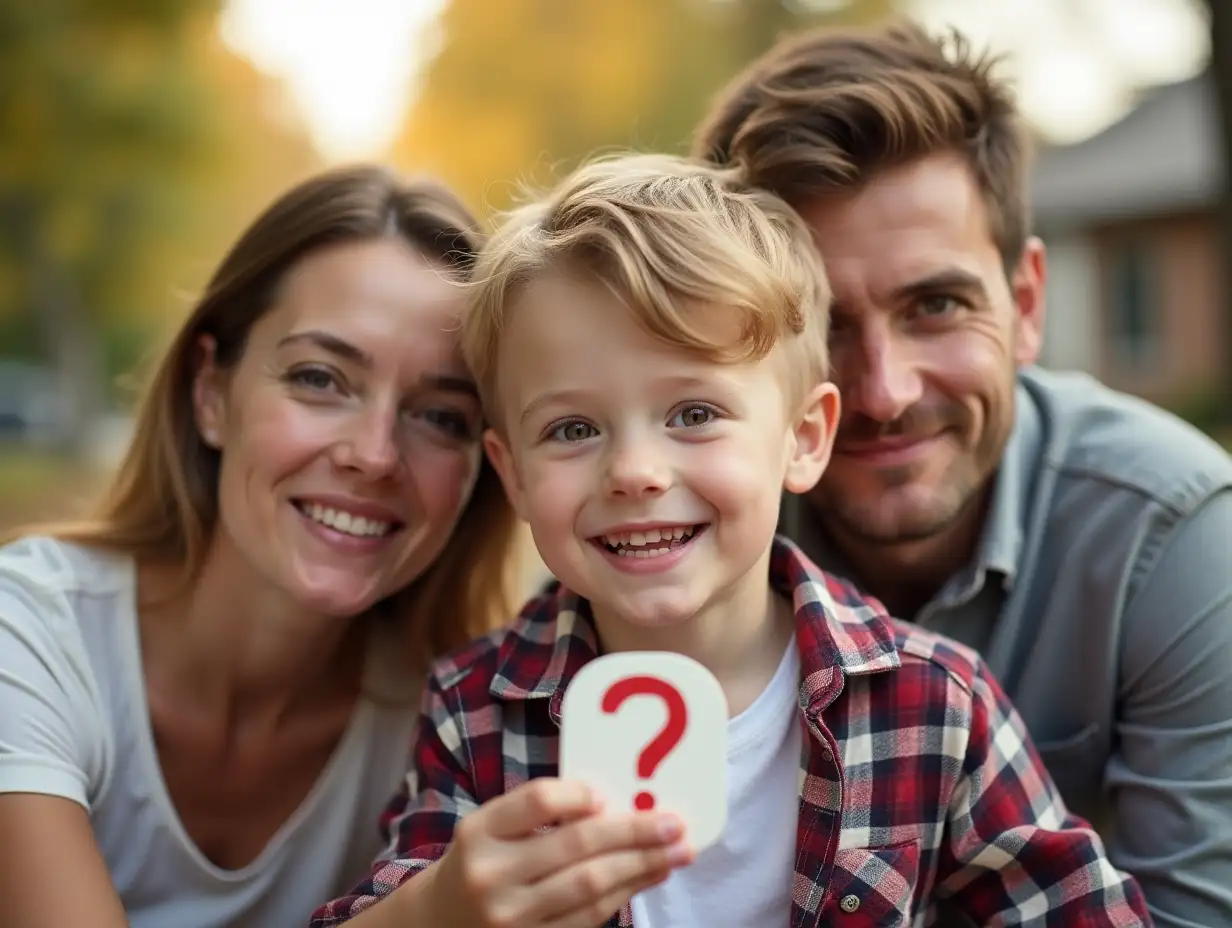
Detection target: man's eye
<box><xmin>917</xmin><ymin>295</ymin><xmax>962</xmax><ymax>317</ymax></box>
<box><xmin>670</xmin><ymin>405</ymin><xmax>715</xmax><ymax>428</ymax></box>
<box><xmin>550</xmin><ymin>421</ymin><xmax>598</xmax><ymax>442</ymax></box>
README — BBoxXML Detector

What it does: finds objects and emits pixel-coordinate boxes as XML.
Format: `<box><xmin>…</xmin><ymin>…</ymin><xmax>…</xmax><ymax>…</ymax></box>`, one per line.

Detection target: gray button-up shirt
<box><xmin>780</xmin><ymin>366</ymin><xmax>1232</xmax><ymax>928</ymax></box>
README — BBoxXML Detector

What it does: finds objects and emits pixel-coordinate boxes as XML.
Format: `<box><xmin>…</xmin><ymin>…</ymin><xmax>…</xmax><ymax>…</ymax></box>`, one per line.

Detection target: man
<box><xmin>695</xmin><ymin>18</ymin><xmax>1232</xmax><ymax>927</ymax></box>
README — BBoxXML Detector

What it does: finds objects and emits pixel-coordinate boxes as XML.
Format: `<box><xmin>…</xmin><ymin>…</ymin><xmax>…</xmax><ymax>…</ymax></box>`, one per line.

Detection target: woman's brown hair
<box><xmin>31</xmin><ymin>164</ymin><xmax>520</xmax><ymax>675</ymax></box>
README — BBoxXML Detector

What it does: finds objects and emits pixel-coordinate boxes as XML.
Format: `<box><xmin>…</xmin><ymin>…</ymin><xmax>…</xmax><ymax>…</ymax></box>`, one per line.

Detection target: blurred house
<box><xmin>1032</xmin><ymin>73</ymin><xmax>1225</xmax><ymax>410</ymax></box>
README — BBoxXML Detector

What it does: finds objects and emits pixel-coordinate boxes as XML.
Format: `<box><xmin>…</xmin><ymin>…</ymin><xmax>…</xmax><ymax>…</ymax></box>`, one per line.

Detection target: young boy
<box><xmin>310</xmin><ymin>154</ymin><xmax>1150</xmax><ymax>927</ymax></box>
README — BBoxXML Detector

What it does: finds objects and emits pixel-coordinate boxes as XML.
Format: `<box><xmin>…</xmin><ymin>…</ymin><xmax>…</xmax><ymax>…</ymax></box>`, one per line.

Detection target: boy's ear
<box><xmin>483</xmin><ymin>428</ymin><xmax>528</xmax><ymax>521</ymax></box>
<box><xmin>783</xmin><ymin>382</ymin><xmax>840</xmax><ymax>495</ymax></box>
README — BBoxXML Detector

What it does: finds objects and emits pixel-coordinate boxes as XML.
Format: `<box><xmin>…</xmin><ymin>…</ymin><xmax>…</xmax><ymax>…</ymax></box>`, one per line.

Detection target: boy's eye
<box><xmin>550</xmin><ymin>420</ymin><xmax>598</xmax><ymax>442</ymax></box>
<box><xmin>670</xmin><ymin>405</ymin><xmax>715</xmax><ymax>428</ymax></box>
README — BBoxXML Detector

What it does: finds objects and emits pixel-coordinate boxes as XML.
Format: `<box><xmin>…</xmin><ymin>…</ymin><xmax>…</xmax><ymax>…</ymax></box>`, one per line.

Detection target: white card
<box><xmin>560</xmin><ymin>651</ymin><xmax>728</xmax><ymax>850</ymax></box>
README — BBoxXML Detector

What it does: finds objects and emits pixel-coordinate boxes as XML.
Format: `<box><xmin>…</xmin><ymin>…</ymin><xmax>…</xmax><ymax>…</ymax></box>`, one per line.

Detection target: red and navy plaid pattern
<box><xmin>310</xmin><ymin>536</ymin><xmax>1150</xmax><ymax>927</ymax></box>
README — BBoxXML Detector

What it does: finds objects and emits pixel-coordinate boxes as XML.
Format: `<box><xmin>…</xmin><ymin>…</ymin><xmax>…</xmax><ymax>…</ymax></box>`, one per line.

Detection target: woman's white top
<box><xmin>0</xmin><ymin>535</ymin><xmax>419</xmax><ymax>928</ymax></box>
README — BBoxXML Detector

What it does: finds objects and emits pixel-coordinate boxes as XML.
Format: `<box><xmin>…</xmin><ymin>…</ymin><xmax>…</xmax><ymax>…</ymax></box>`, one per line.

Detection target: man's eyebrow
<box><xmin>277</xmin><ymin>330</ymin><xmax>372</xmax><ymax>367</ymax></box>
<box><xmin>891</xmin><ymin>268</ymin><xmax>988</xmax><ymax>301</ymax></box>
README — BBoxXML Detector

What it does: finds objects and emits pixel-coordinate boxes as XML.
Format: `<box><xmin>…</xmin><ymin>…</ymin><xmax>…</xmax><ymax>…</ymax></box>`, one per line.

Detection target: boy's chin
<box><xmin>590</xmin><ymin>590</ymin><xmax>703</xmax><ymax>634</ymax></box>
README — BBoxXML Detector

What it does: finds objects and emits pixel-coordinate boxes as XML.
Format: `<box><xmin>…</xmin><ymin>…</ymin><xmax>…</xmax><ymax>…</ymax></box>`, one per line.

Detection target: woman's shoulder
<box><xmin>0</xmin><ymin>536</ymin><xmax>128</xmax><ymax>809</ymax></box>
<box><xmin>0</xmin><ymin>534</ymin><xmax>131</xmax><ymax>598</ymax></box>
<box><xmin>0</xmin><ymin>534</ymin><xmax>134</xmax><ymax>687</ymax></box>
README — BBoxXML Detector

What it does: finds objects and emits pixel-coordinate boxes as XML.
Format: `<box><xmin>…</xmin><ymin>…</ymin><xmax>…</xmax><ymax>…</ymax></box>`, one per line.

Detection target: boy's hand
<box><xmin>425</xmin><ymin>778</ymin><xmax>693</xmax><ymax>928</ymax></box>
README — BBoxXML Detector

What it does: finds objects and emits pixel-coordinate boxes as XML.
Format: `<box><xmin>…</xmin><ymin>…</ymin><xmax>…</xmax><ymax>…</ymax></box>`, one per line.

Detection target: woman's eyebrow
<box><xmin>416</xmin><ymin>374</ymin><xmax>480</xmax><ymax>399</ymax></box>
<box><xmin>277</xmin><ymin>330</ymin><xmax>372</xmax><ymax>367</ymax></box>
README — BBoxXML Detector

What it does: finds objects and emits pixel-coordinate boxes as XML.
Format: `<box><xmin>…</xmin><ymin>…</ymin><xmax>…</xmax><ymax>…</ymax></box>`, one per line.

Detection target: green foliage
<box><xmin>0</xmin><ymin>0</ymin><xmax>320</xmax><ymax>426</ymax></box>
<box><xmin>392</xmin><ymin>0</ymin><xmax>895</xmax><ymax>217</ymax></box>
<box><xmin>0</xmin><ymin>0</ymin><xmax>221</xmax><ymax>324</ymax></box>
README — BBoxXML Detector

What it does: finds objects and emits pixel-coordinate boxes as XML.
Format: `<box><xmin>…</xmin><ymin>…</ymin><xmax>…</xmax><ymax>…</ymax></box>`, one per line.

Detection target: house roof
<box><xmin>1030</xmin><ymin>73</ymin><xmax>1221</xmax><ymax>230</ymax></box>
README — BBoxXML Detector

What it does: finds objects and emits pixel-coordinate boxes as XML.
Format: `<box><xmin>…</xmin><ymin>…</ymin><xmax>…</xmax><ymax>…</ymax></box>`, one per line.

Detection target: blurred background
<box><xmin>0</xmin><ymin>0</ymin><xmax>1226</xmax><ymax>532</ymax></box>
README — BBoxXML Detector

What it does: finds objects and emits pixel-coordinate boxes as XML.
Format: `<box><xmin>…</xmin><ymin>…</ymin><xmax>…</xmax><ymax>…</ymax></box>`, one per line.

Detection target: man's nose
<box><xmin>838</xmin><ymin>322</ymin><xmax>925</xmax><ymax>423</ymax></box>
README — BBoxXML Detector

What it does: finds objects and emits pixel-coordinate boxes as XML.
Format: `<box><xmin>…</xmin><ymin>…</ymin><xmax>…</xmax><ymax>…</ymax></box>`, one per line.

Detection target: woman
<box><xmin>0</xmin><ymin>165</ymin><xmax>520</xmax><ymax>927</ymax></box>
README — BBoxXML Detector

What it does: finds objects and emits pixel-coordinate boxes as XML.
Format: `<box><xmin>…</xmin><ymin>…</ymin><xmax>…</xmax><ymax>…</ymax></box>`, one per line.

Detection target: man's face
<box><xmin>797</xmin><ymin>153</ymin><xmax>1045</xmax><ymax>546</ymax></box>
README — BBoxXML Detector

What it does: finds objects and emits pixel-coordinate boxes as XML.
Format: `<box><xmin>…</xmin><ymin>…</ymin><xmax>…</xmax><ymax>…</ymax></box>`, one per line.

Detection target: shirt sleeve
<box><xmin>0</xmin><ymin>547</ymin><xmax>107</xmax><ymax>807</ymax></box>
<box><xmin>1109</xmin><ymin>488</ymin><xmax>1232</xmax><ymax>927</ymax></box>
<box><xmin>308</xmin><ymin>673</ymin><xmax>480</xmax><ymax>926</ymax></box>
<box><xmin>934</xmin><ymin>659</ymin><xmax>1152</xmax><ymax>926</ymax></box>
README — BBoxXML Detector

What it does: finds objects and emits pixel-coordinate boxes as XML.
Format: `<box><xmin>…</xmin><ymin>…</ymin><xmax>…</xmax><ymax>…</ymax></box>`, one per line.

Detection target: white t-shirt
<box><xmin>0</xmin><ymin>535</ymin><xmax>420</xmax><ymax>928</ymax></box>
<box><xmin>630</xmin><ymin>639</ymin><xmax>801</xmax><ymax>927</ymax></box>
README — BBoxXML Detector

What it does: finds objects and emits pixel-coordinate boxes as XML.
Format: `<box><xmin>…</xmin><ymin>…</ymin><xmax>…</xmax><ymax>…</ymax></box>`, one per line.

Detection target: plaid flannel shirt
<box><xmin>311</xmin><ymin>536</ymin><xmax>1150</xmax><ymax>927</ymax></box>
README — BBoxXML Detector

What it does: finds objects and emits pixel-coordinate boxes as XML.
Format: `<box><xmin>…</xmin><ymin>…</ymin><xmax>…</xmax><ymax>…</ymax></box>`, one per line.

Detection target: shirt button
<box><xmin>840</xmin><ymin>894</ymin><xmax>861</xmax><ymax>913</ymax></box>
<box><xmin>819</xmin><ymin>743</ymin><xmax>833</xmax><ymax>761</ymax></box>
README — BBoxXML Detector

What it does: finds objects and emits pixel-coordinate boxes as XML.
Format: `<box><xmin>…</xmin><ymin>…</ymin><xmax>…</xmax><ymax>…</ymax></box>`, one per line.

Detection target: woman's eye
<box><xmin>287</xmin><ymin>367</ymin><xmax>338</xmax><ymax>391</ymax></box>
<box><xmin>670</xmin><ymin>405</ymin><xmax>715</xmax><ymax>428</ymax></box>
<box><xmin>550</xmin><ymin>421</ymin><xmax>598</xmax><ymax>442</ymax></box>
<box><xmin>422</xmin><ymin>408</ymin><xmax>476</xmax><ymax>440</ymax></box>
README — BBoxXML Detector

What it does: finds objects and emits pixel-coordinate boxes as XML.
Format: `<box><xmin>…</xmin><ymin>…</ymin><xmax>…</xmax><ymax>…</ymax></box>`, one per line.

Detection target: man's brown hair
<box><xmin>693</xmin><ymin>19</ymin><xmax>1032</xmax><ymax>270</ymax></box>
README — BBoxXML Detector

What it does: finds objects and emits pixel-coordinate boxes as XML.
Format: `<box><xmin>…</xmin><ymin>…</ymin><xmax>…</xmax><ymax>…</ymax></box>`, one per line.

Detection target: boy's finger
<box><xmin>522</xmin><ymin>838</ymin><xmax>689</xmax><ymax>921</ymax></box>
<box><xmin>528</xmin><ymin>841</ymin><xmax>692</xmax><ymax>923</ymax></box>
<box><xmin>523</xmin><ymin>811</ymin><xmax>684</xmax><ymax>884</ymax></box>
<box><xmin>482</xmin><ymin>778</ymin><xmax>599</xmax><ymax>839</ymax></box>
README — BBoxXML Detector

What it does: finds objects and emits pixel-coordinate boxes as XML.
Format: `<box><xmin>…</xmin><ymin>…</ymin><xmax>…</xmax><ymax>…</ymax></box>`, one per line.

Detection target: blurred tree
<box><xmin>391</xmin><ymin>0</ymin><xmax>893</xmax><ymax>218</ymax></box>
<box><xmin>0</xmin><ymin>1</ymin><xmax>319</xmax><ymax>454</ymax></box>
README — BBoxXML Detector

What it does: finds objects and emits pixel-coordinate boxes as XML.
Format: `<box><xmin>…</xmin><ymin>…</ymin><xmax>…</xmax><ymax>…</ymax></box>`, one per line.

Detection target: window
<box><xmin>1106</xmin><ymin>239</ymin><xmax>1161</xmax><ymax>366</ymax></box>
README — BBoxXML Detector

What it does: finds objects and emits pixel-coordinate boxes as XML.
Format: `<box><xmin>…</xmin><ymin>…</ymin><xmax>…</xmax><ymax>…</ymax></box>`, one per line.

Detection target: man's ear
<box><xmin>1011</xmin><ymin>236</ymin><xmax>1047</xmax><ymax>367</ymax></box>
<box><xmin>483</xmin><ymin>428</ymin><xmax>528</xmax><ymax>521</ymax></box>
<box><xmin>192</xmin><ymin>335</ymin><xmax>227</xmax><ymax>449</ymax></box>
<box><xmin>783</xmin><ymin>382</ymin><xmax>840</xmax><ymax>495</ymax></box>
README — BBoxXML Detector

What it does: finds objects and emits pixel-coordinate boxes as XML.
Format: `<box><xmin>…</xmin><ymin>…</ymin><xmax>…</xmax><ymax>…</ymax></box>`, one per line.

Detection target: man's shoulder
<box><xmin>1023</xmin><ymin>367</ymin><xmax>1232</xmax><ymax>513</ymax></box>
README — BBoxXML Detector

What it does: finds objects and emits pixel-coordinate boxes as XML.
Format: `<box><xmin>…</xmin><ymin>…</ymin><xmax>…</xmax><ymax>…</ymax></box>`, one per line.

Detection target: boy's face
<box><xmin>484</xmin><ymin>272</ymin><xmax>839</xmax><ymax>632</ymax></box>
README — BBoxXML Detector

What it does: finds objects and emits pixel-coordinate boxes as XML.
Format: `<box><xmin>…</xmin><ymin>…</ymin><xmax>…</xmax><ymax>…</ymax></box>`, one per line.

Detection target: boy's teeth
<box><xmin>602</xmin><ymin>526</ymin><xmax>695</xmax><ymax>550</ymax></box>
<box><xmin>305</xmin><ymin>503</ymin><xmax>392</xmax><ymax>537</ymax></box>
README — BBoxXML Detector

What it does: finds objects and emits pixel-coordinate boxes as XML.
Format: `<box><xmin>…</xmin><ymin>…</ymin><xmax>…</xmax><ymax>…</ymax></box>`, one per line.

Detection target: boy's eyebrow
<box><xmin>518</xmin><ymin>374</ymin><xmax>739</xmax><ymax>425</ymax></box>
<box><xmin>520</xmin><ymin>389</ymin><xmax>590</xmax><ymax>425</ymax></box>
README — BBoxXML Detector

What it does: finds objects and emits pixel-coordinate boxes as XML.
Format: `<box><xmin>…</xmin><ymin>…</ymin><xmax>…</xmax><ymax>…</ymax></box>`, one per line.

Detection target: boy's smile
<box><xmin>483</xmin><ymin>270</ymin><xmax>838</xmax><ymax>650</ymax></box>
<box><xmin>593</xmin><ymin>523</ymin><xmax>708</xmax><ymax>572</ymax></box>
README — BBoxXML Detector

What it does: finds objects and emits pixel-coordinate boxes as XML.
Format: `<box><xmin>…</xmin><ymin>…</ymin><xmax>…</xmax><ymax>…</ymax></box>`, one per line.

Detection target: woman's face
<box><xmin>193</xmin><ymin>238</ymin><xmax>484</xmax><ymax>618</ymax></box>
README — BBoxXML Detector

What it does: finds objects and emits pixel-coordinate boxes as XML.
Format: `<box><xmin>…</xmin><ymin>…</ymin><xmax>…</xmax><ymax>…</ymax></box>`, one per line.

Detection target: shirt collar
<box><xmin>489</xmin><ymin>535</ymin><xmax>900</xmax><ymax>707</ymax></box>
<box><xmin>971</xmin><ymin>379</ymin><xmax>1043</xmax><ymax>587</ymax></box>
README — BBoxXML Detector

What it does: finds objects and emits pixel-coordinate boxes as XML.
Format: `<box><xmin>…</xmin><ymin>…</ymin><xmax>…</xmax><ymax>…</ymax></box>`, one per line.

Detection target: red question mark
<box><xmin>601</xmin><ymin>675</ymin><xmax>688</xmax><ymax>811</ymax></box>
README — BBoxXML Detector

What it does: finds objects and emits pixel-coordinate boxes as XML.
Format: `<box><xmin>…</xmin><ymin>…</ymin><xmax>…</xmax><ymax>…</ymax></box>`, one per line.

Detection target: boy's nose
<box><xmin>602</xmin><ymin>442</ymin><xmax>670</xmax><ymax>498</ymax></box>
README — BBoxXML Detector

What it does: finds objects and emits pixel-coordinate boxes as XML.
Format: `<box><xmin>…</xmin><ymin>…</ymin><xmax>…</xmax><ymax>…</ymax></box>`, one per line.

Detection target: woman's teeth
<box><xmin>301</xmin><ymin>503</ymin><xmax>393</xmax><ymax>537</ymax></box>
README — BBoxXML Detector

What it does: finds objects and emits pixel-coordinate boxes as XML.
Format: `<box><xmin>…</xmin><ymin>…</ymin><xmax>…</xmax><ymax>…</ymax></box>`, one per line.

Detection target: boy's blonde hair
<box><xmin>462</xmin><ymin>153</ymin><xmax>831</xmax><ymax>424</ymax></box>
